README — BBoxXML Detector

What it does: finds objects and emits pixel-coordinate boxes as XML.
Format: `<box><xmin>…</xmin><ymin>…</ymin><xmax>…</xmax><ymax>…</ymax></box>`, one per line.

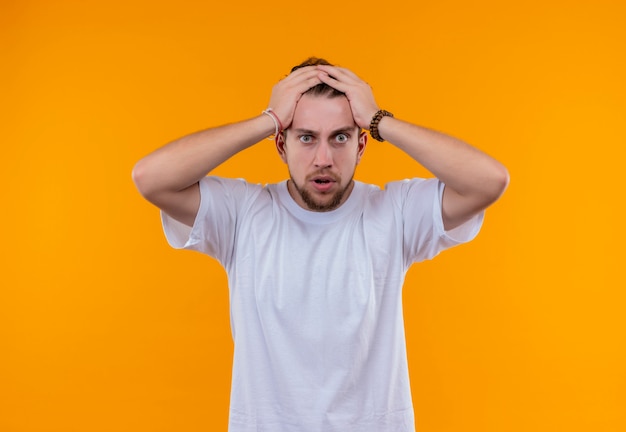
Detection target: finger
<box><xmin>282</xmin><ymin>67</ymin><xmax>318</xmax><ymax>84</ymax></box>
<box><xmin>274</xmin><ymin>68</ymin><xmax>316</xmax><ymax>90</ymax></box>
<box><xmin>285</xmin><ymin>74</ymin><xmax>323</xmax><ymax>94</ymax></box>
<box><xmin>316</xmin><ymin>64</ymin><xmax>361</xmax><ymax>83</ymax></box>
<box><xmin>317</xmin><ymin>71</ymin><xmax>349</xmax><ymax>93</ymax></box>
<box><xmin>283</xmin><ymin>70</ymin><xmax>322</xmax><ymax>92</ymax></box>
<box><xmin>292</xmin><ymin>77</ymin><xmax>323</xmax><ymax>95</ymax></box>
<box><xmin>284</xmin><ymin>65</ymin><xmax>318</xmax><ymax>81</ymax></box>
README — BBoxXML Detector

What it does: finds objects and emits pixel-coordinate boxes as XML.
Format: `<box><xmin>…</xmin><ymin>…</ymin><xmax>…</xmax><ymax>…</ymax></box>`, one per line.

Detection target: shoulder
<box><xmin>356</xmin><ymin>178</ymin><xmax>439</xmax><ymax>205</ymax></box>
<box><xmin>200</xmin><ymin>176</ymin><xmax>263</xmax><ymax>192</ymax></box>
<box><xmin>198</xmin><ymin>176</ymin><xmax>275</xmax><ymax>203</ymax></box>
<box><xmin>383</xmin><ymin>178</ymin><xmax>439</xmax><ymax>194</ymax></box>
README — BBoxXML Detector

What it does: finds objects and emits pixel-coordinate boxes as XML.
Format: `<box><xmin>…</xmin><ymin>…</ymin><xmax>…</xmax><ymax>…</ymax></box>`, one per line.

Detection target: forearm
<box><xmin>133</xmin><ymin>114</ymin><xmax>274</xmax><ymax>199</ymax></box>
<box><xmin>377</xmin><ymin>116</ymin><xmax>509</xmax><ymax>228</ymax></box>
<box><xmin>315</xmin><ymin>65</ymin><xmax>508</xmax><ymax>203</ymax></box>
<box><xmin>378</xmin><ymin>117</ymin><xmax>508</xmax><ymax>196</ymax></box>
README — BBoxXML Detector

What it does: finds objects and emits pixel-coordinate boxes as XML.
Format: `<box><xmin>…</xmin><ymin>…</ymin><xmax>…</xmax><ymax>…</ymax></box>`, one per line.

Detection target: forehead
<box><xmin>290</xmin><ymin>94</ymin><xmax>357</xmax><ymax>132</ymax></box>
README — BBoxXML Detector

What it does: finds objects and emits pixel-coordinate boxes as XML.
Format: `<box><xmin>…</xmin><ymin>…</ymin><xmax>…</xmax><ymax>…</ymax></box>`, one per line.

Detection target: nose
<box><xmin>314</xmin><ymin>141</ymin><xmax>332</xmax><ymax>168</ymax></box>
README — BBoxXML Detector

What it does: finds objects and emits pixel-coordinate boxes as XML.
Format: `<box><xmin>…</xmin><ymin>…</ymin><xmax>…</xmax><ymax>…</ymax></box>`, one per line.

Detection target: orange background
<box><xmin>2</xmin><ymin>0</ymin><xmax>625</xmax><ymax>431</ymax></box>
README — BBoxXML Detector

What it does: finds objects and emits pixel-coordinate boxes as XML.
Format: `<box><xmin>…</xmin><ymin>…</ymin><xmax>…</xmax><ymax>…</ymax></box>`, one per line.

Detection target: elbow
<box><xmin>132</xmin><ymin>158</ymin><xmax>157</xmax><ymax>201</ymax></box>
<box><xmin>487</xmin><ymin>163</ymin><xmax>510</xmax><ymax>204</ymax></box>
<box><xmin>497</xmin><ymin>164</ymin><xmax>511</xmax><ymax>195</ymax></box>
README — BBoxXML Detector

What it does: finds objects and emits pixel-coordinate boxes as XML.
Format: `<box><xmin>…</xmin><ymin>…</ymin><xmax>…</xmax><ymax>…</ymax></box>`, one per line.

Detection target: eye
<box><xmin>299</xmin><ymin>135</ymin><xmax>313</xmax><ymax>143</ymax></box>
<box><xmin>335</xmin><ymin>133</ymin><xmax>349</xmax><ymax>143</ymax></box>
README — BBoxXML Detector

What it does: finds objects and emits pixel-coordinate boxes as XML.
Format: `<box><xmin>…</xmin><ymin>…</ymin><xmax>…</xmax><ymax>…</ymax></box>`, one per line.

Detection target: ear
<box><xmin>356</xmin><ymin>130</ymin><xmax>368</xmax><ymax>164</ymax></box>
<box><xmin>275</xmin><ymin>131</ymin><xmax>288</xmax><ymax>163</ymax></box>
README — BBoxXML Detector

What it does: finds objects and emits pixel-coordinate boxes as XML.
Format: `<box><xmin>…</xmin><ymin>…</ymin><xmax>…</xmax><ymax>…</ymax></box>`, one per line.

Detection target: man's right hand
<box><xmin>132</xmin><ymin>66</ymin><xmax>323</xmax><ymax>227</ymax></box>
<box><xmin>267</xmin><ymin>66</ymin><xmax>323</xmax><ymax>130</ymax></box>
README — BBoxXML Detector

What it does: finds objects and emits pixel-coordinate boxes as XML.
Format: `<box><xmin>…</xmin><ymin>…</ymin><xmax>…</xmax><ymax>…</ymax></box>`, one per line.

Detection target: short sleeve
<box><xmin>161</xmin><ymin>177</ymin><xmax>260</xmax><ymax>265</ymax></box>
<box><xmin>433</xmin><ymin>180</ymin><xmax>483</xmax><ymax>241</ymax></box>
<box><xmin>387</xmin><ymin>178</ymin><xmax>484</xmax><ymax>266</ymax></box>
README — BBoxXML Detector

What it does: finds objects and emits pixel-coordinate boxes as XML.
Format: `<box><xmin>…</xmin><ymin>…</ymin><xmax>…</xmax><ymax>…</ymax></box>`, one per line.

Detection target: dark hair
<box><xmin>290</xmin><ymin>57</ymin><xmax>344</xmax><ymax>98</ymax></box>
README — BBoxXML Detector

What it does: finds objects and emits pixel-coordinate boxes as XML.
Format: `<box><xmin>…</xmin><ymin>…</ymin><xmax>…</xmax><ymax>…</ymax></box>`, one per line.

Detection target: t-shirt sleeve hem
<box><xmin>160</xmin><ymin>179</ymin><xmax>211</xmax><ymax>251</ymax></box>
<box><xmin>433</xmin><ymin>180</ymin><xmax>484</xmax><ymax>244</ymax></box>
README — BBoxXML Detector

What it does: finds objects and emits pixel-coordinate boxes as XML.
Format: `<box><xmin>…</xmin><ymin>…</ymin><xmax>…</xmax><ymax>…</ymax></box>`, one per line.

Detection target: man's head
<box><xmin>290</xmin><ymin>57</ymin><xmax>345</xmax><ymax>99</ymax></box>
<box><xmin>276</xmin><ymin>58</ymin><xmax>367</xmax><ymax>212</ymax></box>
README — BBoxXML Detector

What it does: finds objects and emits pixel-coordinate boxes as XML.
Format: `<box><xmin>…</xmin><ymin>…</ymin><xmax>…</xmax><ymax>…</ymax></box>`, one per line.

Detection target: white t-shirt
<box><xmin>162</xmin><ymin>177</ymin><xmax>483</xmax><ymax>432</ymax></box>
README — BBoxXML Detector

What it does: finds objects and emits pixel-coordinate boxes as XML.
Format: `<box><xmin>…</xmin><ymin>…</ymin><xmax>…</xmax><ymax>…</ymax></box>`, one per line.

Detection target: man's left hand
<box><xmin>316</xmin><ymin>65</ymin><xmax>379</xmax><ymax>130</ymax></box>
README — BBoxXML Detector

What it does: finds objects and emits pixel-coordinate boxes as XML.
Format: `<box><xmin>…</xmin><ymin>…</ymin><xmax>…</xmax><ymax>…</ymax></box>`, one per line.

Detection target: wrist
<box><xmin>369</xmin><ymin>109</ymin><xmax>394</xmax><ymax>142</ymax></box>
<box><xmin>262</xmin><ymin>108</ymin><xmax>284</xmax><ymax>140</ymax></box>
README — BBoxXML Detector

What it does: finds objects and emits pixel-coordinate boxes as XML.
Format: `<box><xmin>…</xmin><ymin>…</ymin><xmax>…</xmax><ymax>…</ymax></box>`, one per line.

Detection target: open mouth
<box><xmin>310</xmin><ymin>176</ymin><xmax>336</xmax><ymax>192</ymax></box>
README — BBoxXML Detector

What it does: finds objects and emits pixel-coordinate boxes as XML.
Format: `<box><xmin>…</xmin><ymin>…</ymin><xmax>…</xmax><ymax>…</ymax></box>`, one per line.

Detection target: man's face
<box><xmin>277</xmin><ymin>93</ymin><xmax>367</xmax><ymax>212</ymax></box>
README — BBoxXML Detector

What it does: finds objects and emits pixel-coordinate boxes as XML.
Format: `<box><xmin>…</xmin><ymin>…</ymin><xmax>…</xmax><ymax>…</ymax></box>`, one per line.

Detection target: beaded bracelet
<box><xmin>369</xmin><ymin>109</ymin><xmax>394</xmax><ymax>142</ymax></box>
<box><xmin>262</xmin><ymin>108</ymin><xmax>284</xmax><ymax>140</ymax></box>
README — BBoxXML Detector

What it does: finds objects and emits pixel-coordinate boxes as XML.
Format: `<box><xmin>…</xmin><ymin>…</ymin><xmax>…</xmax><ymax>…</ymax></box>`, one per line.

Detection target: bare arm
<box><xmin>132</xmin><ymin>67</ymin><xmax>322</xmax><ymax>226</ymax></box>
<box><xmin>316</xmin><ymin>65</ymin><xmax>509</xmax><ymax>231</ymax></box>
<box><xmin>374</xmin><ymin>118</ymin><xmax>509</xmax><ymax>230</ymax></box>
<box><xmin>132</xmin><ymin>117</ymin><xmax>274</xmax><ymax>226</ymax></box>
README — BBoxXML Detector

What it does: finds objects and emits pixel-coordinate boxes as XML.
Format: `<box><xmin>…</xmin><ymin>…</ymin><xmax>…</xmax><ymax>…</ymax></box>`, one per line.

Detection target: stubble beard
<box><xmin>288</xmin><ymin>173</ymin><xmax>354</xmax><ymax>212</ymax></box>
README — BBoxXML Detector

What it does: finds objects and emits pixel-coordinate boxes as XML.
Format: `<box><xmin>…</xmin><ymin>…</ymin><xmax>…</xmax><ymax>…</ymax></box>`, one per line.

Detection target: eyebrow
<box><xmin>292</xmin><ymin>127</ymin><xmax>358</xmax><ymax>136</ymax></box>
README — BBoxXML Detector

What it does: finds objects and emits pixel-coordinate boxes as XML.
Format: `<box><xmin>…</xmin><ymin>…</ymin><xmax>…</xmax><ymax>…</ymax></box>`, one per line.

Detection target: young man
<box><xmin>133</xmin><ymin>58</ymin><xmax>509</xmax><ymax>432</ymax></box>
